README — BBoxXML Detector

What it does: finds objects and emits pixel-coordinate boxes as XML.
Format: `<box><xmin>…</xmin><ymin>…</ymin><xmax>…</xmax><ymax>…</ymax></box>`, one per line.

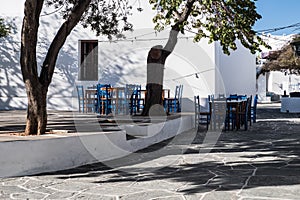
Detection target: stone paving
<box><xmin>1</xmin><ymin>103</ymin><xmax>300</xmax><ymax>199</ymax></box>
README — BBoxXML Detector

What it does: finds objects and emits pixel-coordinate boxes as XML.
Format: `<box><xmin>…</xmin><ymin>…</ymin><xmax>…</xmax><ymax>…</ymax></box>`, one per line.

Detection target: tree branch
<box><xmin>40</xmin><ymin>0</ymin><xmax>92</xmax><ymax>86</ymax></box>
<box><xmin>20</xmin><ymin>0</ymin><xmax>45</xmax><ymax>82</ymax></box>
<box><xmin>164</xmin><ymin>0</ymin><xmax>196</xmax><ymax>54</ymax></box>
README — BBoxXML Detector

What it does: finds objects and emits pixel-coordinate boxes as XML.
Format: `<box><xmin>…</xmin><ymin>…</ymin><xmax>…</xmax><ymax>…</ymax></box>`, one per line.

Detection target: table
<box><xmin>84</xmin><ymin>87</ymin><xmax>171</xmax><ymax>115</ymax></box>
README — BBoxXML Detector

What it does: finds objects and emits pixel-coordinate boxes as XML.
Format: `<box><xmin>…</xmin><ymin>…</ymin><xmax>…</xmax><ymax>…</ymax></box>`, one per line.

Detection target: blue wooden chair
<box><xmin>130</xmin><ymin>86</ymin><xmax>144</xmax><ymax>115</ymax></box>
<box><xmin>125</xmin><ymin>84</ymin><xmax>143</xmax><ymax>115</ymax></box>
<box><xmin>76</xmin><ymin>85</ymin><xmax>84</xmax><ymax>113</ymax></box>
<box><xmin>164</xmin><ymin>85</ymin><xmax>183</xmax><ymax>113</ymax></box>
<box><xmin>96</xmin><ymin>84</ymin><xmax>112</xmax><ymax>115</ymax></box>
<box><xmin>238</xmin><ymin>95</ymin><xmax>247</xmax><ymax>100</ymax></box>
<box><xmin>251</xmin><ymin>94</ymin><xmax>258</xmax><ymax>123</ymax></box>
<box><xmin>227</xmin><ymin>94</ymin><xmax>238</xmax><ymax>101</ymax></box>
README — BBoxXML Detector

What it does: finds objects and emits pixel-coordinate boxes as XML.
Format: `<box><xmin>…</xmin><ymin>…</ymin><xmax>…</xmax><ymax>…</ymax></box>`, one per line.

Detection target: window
<box><xmin>79</xmin><ymin>40</ymin><xmax>98</xmax><ymax>81</ymax></box>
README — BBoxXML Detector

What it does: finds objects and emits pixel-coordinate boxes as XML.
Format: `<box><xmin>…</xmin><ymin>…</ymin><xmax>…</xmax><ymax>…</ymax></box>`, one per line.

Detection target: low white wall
<box><xmin>0</xmin><ymin>115</ymin><xmax>193</xmax><ymax>177</ymax></box>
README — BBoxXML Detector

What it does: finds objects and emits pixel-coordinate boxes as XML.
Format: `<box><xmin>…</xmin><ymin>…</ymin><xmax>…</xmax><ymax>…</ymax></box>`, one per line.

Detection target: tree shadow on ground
<box><xmin>35</xmin><ymin>106</ymin><xmax>300</xmax><ymax>195</ymax></box>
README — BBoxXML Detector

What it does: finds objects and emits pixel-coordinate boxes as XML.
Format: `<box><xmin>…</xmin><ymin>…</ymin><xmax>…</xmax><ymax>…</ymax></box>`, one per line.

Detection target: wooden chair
<box><xmin>228</xmin><ymin>94</ymin><xmax>238</xmax><ymax>101</ymax></box>
<box><xmin>164</xmin><ymin>85</ymin><xmax>183</xmax><ymax>113</ymax></box>
<box><xmin>225</xmin><ymin>101</ymin><xmax>237</xmax><ymax>131</ymax></box>
<box><xmin>238</xmin><ymin>97</ymin><xmax>251</xmax><ymax>130</ymax></box>
<box><xmin>251</xmin><ymin>94</ymin><xmax>258</xmax><ymax>123</ymax></box>
<box><xmin>125</xmin><ymin>84</ymin><xmax>143</xmax><ymax>115</ymax></box>
<box><xmin>84</xmin><ymin>88</ymin><xmax>98</xmax><ymax>113</ymax></box>
<box><xmin>247</xmin><ymin>95</ymin><xmax>253</xmax><ymax>126</ymax></box>
<box><xmin>194</xmin><ymin>95</ymin><xmax>211</xmax><ymax>130</ymax></box>
<box><xmin>110</xmin><ymin>87</ymin><xmax>126</xmax><ymax>115</ymax></box>
<box><xmin>130</xmin><ymin>86</ymin><xmax>144</xmax><ymax>115</ymax></box>
<box><xmin>97</xmin><ymin>84</ymin><xmax>112</xmax><ymax>115</ymax></box>
<box><xmin>76</xmin><ymin>85</ymin><xmax>84</xmax><ymax>113</ymax></box>
<box><xmin>210</xmin><ymin>98</ymin><xmax>227</xmax><ymax>131</ymax></box>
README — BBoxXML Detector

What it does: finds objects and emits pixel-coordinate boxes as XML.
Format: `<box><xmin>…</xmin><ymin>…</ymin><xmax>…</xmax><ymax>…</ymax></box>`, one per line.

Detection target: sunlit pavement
<box><xmin>1</xmin><ymin>103</ymin><xmax>300</xmax><ymax>199</ymax></box>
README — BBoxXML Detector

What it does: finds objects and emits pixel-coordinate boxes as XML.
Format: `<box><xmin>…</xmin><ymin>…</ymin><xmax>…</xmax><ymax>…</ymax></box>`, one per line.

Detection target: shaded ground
<box><xmin>0</xmin><ymin>110</ymin><xmax>182</xmax><ymax>134</ymax></box>
<box><xmin>1</xmin><ymin>103</ymin><xmax>300</xmax><ymax>199</ymax></box>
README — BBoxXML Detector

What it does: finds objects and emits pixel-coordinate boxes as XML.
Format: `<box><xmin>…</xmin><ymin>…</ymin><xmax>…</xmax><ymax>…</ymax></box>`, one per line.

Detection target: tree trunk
<box><xmin>20</xmin><ymin>0</ymin><xmax>92</xmax><ymax>135</ymax></box>
<box><xmin>24</xmin><ymin>81</ymin><xmax>48</xmax><ymax>135</ymax></box>
<box><xmin>142</xmin><ymin>83</ymin><xmax>164</xmax><ymax>116</ymax></box>
<box><xmin>142</xmin><ymin>28</ymin><xmax>179</xmax><ymax>116</ymax></box>
<box><xmin>141</xmin><ymin>0</ymin><xmax>196</xmax><ymax>116</ymax></box>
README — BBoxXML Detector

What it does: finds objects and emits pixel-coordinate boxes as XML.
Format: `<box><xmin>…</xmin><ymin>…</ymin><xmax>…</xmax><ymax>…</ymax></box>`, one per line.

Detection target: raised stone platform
<box><xmin>0</xmin><ymin>112</ymin><xmax>194</xmax><ymax>177</ymax></box>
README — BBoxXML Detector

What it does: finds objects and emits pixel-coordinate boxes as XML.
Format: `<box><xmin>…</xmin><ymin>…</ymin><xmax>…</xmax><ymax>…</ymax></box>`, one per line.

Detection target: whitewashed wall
<box><xmin>0</xmin><ymin>0</ymin><xmax>256</xmax><ymax>111</ymax></box>
<box><xmin>97</xmin><ymin>31</ymin><xmax>217</xmax><ymax>112</ymax></box>
<box><xmin>215</xmin><ymin>41</ymin><xmax>256</xmax><ymax>98</ymax></box>
<box><xmin>267</xmin><ymin>71</ymin><xmax>300</xmax><ymax>95</ymax></box>
<box><xmin>257</xmin><ymin>75</ymin><xmax>269</xmax><ymax>102</ymax></box>
<box><xmin>0</xmin><ymin>13</ymin><xmax>95</xmax><ymax>110</ymax></box>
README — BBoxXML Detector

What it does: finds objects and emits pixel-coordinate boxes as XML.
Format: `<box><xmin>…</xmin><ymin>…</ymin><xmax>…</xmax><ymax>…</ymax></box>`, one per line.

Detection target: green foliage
<box><xmin>0</xmin><ymin>18</ymin><xmax>10</xmax><ymax>38</ymax></box>
<box><xmin>45</xmin><ymin>0</ymin><xmax>133</xmax><ymax>39</ymax></box>
<box><xmin>150</xmin><ymin>0</ymin><xmax>269</xmax><ymax>55</ymax></box>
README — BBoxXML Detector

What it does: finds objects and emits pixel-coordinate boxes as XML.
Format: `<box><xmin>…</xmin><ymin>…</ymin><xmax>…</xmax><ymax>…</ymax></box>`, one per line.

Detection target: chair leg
<box><xmin>206</xmin><ymin>119</ymin><xmax>209</xmax><ymax>130</ymax></box>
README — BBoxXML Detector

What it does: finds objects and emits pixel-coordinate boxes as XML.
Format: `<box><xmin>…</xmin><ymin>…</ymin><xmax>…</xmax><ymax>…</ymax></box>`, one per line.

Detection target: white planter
<box><xmin>281</xmin><ymin>97</ymin><xmax>300</xmax><ymax>113</ymax></box>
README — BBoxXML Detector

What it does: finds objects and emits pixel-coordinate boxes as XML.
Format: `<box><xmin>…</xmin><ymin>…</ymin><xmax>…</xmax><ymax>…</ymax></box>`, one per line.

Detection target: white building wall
<box><xmin>0</xmin><ymin>13</ymin><xmax>97</xmax><ymax>110</ymax></box>
<box><xmin>96</xmin><ymin>32</ymin><xmax>217</xmax><ymax>112</ymax></box>
<box><xmin>267</xmin><ymin>71</ymin><xmax>300</xmax><ymax>95</ymax></box>
<box><xmin>257</xmin><ymin>75</ymin><xmax>269</xmax><ymax>102</ymax></box>
<box><xmin>215</xmin><ymin>41</ymin><xmax>256</xmax><ymax>97</ymax></box>
<box><xmin>0</xmin><ymin>1</ymin><xmax>255</xmax><ymax>111</ymax></box>
<box><xmin>0</xmin><ymin>0</ymin><xmax>23</xmax><ymax>16</ymax></box>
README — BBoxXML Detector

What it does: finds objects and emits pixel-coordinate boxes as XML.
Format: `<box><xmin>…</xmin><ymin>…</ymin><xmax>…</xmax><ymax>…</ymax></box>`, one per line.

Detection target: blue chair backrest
<box><xmin>175</xmin><ymin>85</ymin><xmax>183</xmax><ymax>111</ymax></box>
<box><xmin>174</xmin><ymin>85</ymin><xmax>183</xmax><ymax>99</ymax></box>
<box><xmin>97</xmin><ymin>84</ymin><xmax>111</xmax><ymax>97</ymax></box>
<box><xmin>96</xmin><ymin>84</ymin><xmax>112</xmax><ymax>114</ymax></box>
<box><xmin>238</xmin><ymin>95</ymin><xmax>247</xmax><ymax>100</ymax></box>
<box><xmin>125</xmin><ymin>84</ymin><xmax>141</xmax><ymax>113</ymax></box>
<box><xmin>125</xmin><ymin>84</ymin><xmax>141</xmax><ymax>98</ymax></box>
<box><xmin>253</xmin><ymin>94</ymin><xmax>258</xmax><ymax>106</ymax></box>
<box><xmin>76</xmin><ymin>85</ymin><xmax>84</xmax><ymax>97</ymax></box>
<box><xmin>76</xmin><ymin>85</ymin><xmax>84</xmax><ymax>112</ymax></box>
<box><xmin>228</xmin><ymin>94</ymin><xmax>238</xmax><ymax>101</ymax></box>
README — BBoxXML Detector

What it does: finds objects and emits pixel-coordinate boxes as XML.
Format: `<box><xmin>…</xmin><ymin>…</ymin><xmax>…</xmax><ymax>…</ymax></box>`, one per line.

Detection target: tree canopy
<box><xmin>149</xmin><ymin>0</ymin><xmax>268</xmax><ymax>55</ymax></box>
<box><xmin>0</xmin><ymin>18</ymin><xmax>10</xmax><ymax>38</ymax></box>
<box><xmin>259</xmin><ymin>35</ymin><xmax>300</xmax><ymax>76</ymax></box>
<box><xmin>45</xmin><ymin>0</ymin><xmax>133</xmax><ymax>39</ymax></box>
